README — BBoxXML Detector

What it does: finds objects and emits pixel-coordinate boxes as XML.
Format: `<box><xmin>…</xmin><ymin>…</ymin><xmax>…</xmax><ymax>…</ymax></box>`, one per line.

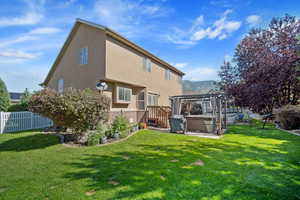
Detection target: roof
<box><xmin>9</xmin><ymin>92</ymin><xmax>23</xmax><ymax>100</ymax></box>
<box><xmin>42</xmin><ymin>18</ymin><xmax>185</xmax><ymax>86</ymax></box>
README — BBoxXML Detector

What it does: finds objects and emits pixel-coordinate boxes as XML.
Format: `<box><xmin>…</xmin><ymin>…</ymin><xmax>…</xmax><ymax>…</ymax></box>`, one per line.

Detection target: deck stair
<box><xmin>146</xmin><ymin>106</ymin><xmax>171</xmax><ymax>128</ymax></box>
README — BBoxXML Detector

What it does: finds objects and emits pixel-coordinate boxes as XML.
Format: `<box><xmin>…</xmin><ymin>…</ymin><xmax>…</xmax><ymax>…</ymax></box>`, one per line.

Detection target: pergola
<box><xmin>170</xmin><ymin>93</ymin><xmax>227</xmax><ymax>135</ymax></box>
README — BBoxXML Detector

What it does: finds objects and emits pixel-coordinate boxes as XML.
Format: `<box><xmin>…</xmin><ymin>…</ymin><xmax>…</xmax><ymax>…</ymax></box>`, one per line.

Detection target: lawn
<box><xmin>0</xmin><ymin>122</ymin><xmax>299</xmax><ymax>200</ymax></box>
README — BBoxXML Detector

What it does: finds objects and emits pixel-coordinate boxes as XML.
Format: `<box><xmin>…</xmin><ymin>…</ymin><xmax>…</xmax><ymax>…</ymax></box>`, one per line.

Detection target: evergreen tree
<box><xmin>0</xmin><ymin>78</ymin><xmax>10</xmax><ymax>111</ymax></box>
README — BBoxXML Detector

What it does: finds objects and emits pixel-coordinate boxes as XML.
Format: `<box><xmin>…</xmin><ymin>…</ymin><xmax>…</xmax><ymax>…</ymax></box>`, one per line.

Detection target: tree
<box><xmin>20</xmin><ymin>88</ymin><xmax>31</xmax><ymax>105</ymax></box>
<box><xmin>0</xmin><ymin>78</ymin><xmax>10</xmax><ymax>111</ymax></box>
<box><xmin>224</xmin><ymin>15</ymin><xmax>300</xmax><ymax>114</ymax></box>
<box><xmin>218</xmin><ymin>60</ymin><xmax>238</xmax><ymax>96</ymax></box>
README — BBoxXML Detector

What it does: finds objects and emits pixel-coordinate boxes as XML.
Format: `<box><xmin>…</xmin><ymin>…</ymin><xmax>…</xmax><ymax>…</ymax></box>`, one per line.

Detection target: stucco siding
<box><xmin>47</xmin><ymin>24</ymin><xmax>106</xmax><ymax>90</ymax></box>
<box><xmin>105</xmin><ymin>36</ymin><xmax>182</xmax><ymax>107</ymax></box>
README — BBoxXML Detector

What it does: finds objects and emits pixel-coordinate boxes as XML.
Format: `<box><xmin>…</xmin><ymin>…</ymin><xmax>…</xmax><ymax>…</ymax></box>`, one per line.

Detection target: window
<box><xmin>178</xmin><ymin>75</ymin><xmax>182</xmax><ymax>84</ymax></box>
<box><xmin>79</xmin><ymin>47</ymin><xmax>88</xmax><ymax>65</ymax></box>
<box><xmin>137</xmin><ymin>91</ymin><xmax>145</xmax><ymax>110</ymax></box>
<box><xmin>58</xmin><ymin>79</ymin><xmax>64</xmax><ymax>93</ymax></box>
<box><xmin>117</xmin><ymin>87</ymin><xmax>131</xmax><ymax>103</ymax></box>
<box><xmin>165</xmin><ymin>69</ymin><xmax>171</xmax><ymax>80</ymax></box>
<box><xmin>148</xmin><ymin>93</ymin><xmax>158</xmax><ymax>106</ymax></box>
<box><xmin>143</xmin><ymin>58</ymin><xmax>151</xmax><ymax>72</ymax></box>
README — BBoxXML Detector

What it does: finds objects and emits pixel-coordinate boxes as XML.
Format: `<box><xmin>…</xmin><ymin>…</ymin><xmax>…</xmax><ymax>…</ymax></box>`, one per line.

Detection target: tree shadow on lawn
<box><xmin>63</xmin><ymin>131</ymin><xmax>300</xmax><ymax>200</ymax></box>
<box><xmin>0</xmin><ymin>133</ymin><xmax>59</xmax><ymax>152</ymax></box>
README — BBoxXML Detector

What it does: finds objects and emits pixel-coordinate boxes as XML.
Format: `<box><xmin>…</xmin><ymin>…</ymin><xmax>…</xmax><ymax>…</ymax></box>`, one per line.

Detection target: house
<box><xmin>42</xmin><ymin>19</ymin><xmax>184</xmax><ymax>124</ymax></box>
<box><xmin>9</xmin><ymin>92</ymin><xmax>24</xmax><ymax>104</ymax></box>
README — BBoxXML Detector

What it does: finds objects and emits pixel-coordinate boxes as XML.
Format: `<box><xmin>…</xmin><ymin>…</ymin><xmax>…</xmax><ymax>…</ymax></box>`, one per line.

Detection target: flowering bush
<box><xmin>28</xmin><ymin>88</ymin><xmax>110</xmax><ymax>134</ymax></box>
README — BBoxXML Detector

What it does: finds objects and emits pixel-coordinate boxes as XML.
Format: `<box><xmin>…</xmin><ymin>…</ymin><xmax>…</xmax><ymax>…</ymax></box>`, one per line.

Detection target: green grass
<box><xmin>0</xmin><ymin>122</ymin><xmax>299</xmax><ymax>200</ymax></box>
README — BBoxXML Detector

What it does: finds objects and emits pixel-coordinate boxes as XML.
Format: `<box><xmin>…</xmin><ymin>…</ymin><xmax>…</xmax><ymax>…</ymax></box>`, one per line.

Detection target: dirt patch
<box><xmin>108</xmin><ymin>180</ymin><xmax>120</xmax><ymax>186</ymax></box>
<box><xmin>85</xmin><ymin>190</ymin><xmax>96</xmax><ymax>196</ymax></box>
<box><xmin>192</xmin><ymin>160</ymin><xmax>205</xmax><ymax>166</ymax></box>
<box><xmin>0</xmin><ymin>186</ymin><xmax>8</xmax><ymax>193</ymax></box>
<box><xmin>160</xmin><ymin>175</ymin><xmax>166</xmax><ymax>181</ymax></box>
<box><xmin>122</xmin><ymin>156</ymin><xmax>130</xmax><ymax>160</ymax></box>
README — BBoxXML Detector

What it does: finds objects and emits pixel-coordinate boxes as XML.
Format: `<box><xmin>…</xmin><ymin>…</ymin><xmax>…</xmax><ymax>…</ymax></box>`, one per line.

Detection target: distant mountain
<box><xmin>183</xmin><ymin>80</ymin><xmax>220</xmax><ymax>95</ymax></box>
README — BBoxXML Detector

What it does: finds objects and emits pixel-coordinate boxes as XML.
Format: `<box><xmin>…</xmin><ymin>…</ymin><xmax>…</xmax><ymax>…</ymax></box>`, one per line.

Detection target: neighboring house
<box><xmin>42</xmin><ymin>19</ymin><xmax>184</xmax><ymax>124</ymax></box>
<box><xmin>9</xmin><ymin>92</ymin><xmax>23</xmax><ymax>104</ymax></box>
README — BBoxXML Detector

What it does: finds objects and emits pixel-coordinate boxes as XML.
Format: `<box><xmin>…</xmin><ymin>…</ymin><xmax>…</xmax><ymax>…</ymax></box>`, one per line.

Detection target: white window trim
<box><xmin>137</xmin><ymin>91</ymin><xmax>145</xmax><ymax>110</ymax></box>
<box><xmin>147</xmin><ymin>93</ymin><xmax>159</xmax><ymax>106</ymax></box>
<box><xmin>165</xmin><ymin>69</ymin><xmax>171</xmax><ymax>80</ymax></box>
<box><xmin>58</xmin><ymin>78</ymin><xmax>64</xmax><ymax>93</ymax></box>
<box><xmin>116</xmin><ymin>86</ymin><xmax>132</xmax><ymax>104</ymax></box>
<box><xmin>79</xmin><ymin>47</ymin><xmax>88</xmax><ymax>65</ymax></box>
<box><xmin>143</xmin><ymin>58</ymin><xmax>152</xmax><ymax>72</ymax></box>
<box><xmin>178</xmin><ymin>75</ymin><xmax>182</xmax><ymax>84</ymax></box>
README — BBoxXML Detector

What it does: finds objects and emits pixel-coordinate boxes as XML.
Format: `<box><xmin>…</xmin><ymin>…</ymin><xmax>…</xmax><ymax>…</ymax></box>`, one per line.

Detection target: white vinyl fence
<box><xmin>0</xmin><ymin>112</ymin><xmax>53</xmax><ymax>134</ymax></box>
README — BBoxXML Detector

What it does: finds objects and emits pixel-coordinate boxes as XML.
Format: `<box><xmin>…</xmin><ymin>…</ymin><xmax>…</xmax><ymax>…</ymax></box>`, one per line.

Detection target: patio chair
<box><xmin>169</xmin><ymin>115</ymin><xmax>186</xmax><ymax>134</ymax></box>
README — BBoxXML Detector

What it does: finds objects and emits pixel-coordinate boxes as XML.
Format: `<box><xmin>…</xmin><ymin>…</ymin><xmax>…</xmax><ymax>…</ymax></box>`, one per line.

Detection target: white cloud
<box><xmin>29</xmin><ymin>27</ymin><xmax>61</xmax><ymax>35</ymax></box>
<box><xmin>174</xmin><ymin>63</ymin><xmax>188</xmax><ymax>68</ymax></box>
<box><xmin>93</xmin><ymin>0</ymin><xmax>169</xmax><ymax>37</ymax></box>
<box><xmin>165</xmin><ymin>9</ymin><xmax>241</xmax><ymax>46</ymax></box>
<box><xmin>0</xmin><ymin>0</ymin><xmax>44</xmax><ymax>27</ymax></box>
<box><xmin>0</xmin><ymin>27</ymin><xmax>61</xmax><ymax>48</ymax></box>
<box><xmin>0</xmin><ymin>49</ymin><xmax>40</xmax><ymax>60</ymax></box>
<box><xmin>184</xmin><ymin>67</ymin><xmax>218</xmax><ymax>81</ymax></box>
<box><xmin>193</xmin><ymin>10</ymin><xmax>241</xmax><ymax>40</ymax></box>
<box><xmin>191</xmin><ymin>28</ymin><xmax>211</xmax><ymax>40</ymax></box>
<box><xmin>0</xmin><ymin>35</ymin><xmax>39</xmax><ymax>48</ymax></box>
<box><xmin>246</xmin><ymin>15</ymin><xmax>261</xmax><ymax>26</ymax></box>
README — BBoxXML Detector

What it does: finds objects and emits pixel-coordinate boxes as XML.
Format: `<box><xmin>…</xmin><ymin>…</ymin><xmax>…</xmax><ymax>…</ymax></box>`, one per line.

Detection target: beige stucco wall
<box><xmin>105</xmin><ymin>36</ymin><xmax>183</xmax><ymax>108</ymax></box>
<box><xmin>46</xmin><ymin>24</ymin><xmax>182</xmax><ymax>113</ymax></box>
<box><xmin>47</xmin><ymin>24</ymin><xmax>106</xmax><ymax>90</ymax></box>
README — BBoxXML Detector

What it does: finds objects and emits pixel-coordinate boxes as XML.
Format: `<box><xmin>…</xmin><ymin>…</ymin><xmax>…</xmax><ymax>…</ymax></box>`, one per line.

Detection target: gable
<box><xmin>44</xmin><ymin>23</ymin><xmax>106</xmax><ymax>90</ymax></box>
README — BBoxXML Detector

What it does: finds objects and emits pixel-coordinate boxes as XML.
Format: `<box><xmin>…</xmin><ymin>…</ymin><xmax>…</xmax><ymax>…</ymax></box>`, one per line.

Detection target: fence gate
<box><xmin>0</xmin><ymin>112</ymin><xmax>53</xmax><ymax>134</ymax></box>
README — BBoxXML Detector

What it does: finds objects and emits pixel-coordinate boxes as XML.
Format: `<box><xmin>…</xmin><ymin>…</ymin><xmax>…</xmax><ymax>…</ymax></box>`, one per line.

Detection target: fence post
<box><xmin>0</xmin><ymin>112</ymin><xmax>3</xmax><ymax>134</ymax></box>
<box><xmin>30</xmin><ymin>112</ymin><xmax>34</xmax><ymax>130</ymax></box>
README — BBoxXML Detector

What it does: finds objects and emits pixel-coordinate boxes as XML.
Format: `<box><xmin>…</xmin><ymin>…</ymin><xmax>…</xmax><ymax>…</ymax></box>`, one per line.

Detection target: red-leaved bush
<box><xmin>28</xmin><ymin>88</ymin><xmax>110</xmax><ymax>134</ymax></box>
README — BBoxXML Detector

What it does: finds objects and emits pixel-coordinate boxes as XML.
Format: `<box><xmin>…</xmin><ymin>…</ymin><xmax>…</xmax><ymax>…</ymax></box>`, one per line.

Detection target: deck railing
<box><xmin>146</xmin><ymin>106</ymin><xmax>171</xmax><ymax>128</ymax></box>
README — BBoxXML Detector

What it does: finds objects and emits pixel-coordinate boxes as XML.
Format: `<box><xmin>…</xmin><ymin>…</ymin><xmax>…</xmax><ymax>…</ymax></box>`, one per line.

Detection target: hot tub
<box><xmin>185</xmin><ymin>115</ymin><xmax>215</xmax><ymax>133</ymax></box>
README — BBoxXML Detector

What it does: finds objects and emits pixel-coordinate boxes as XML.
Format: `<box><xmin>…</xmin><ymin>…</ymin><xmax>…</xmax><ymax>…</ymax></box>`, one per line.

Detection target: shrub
<box><xmin>0</xmin><ymin>78</ymin><xmax>10</xmax><ymax>111</ymax></box>
<box><xmin>111</xmin><ymin>115</ymin><xmax>129</xmax><ymax>133</ymax></box>
<box><xmin>275</xmin><ymin>105</ymin><xmax>300</xmax><ymax>130</ymax></box>
<box><xmin>28</xmin><ymin>88</ymin><xmax>111</xmax><ymax>134</ymax></box>
<box><xmin>8</xmin><ymin>103</ymin><xmax>28</xmax><ymax>112</ymax></box>
<box><xmin>87</xmin><ymin>131</ymin><xmax>100</xmax><ymax>146</ymax></box>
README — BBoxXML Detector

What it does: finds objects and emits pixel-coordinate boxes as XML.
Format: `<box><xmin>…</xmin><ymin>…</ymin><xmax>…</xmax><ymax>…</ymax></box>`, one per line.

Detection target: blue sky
<box><xmin>1</xmin><ymin>0</ymin><xmax>299</xmax><ymax>92</ymax></box>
